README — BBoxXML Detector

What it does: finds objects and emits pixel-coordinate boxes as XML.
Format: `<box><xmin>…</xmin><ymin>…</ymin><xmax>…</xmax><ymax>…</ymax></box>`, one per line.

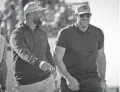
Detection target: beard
<box><xmin>33</xmin><ymin>19</ymin><xmax>42</xmax><ymax>26</ymax></box>
<box><xmin>77</xmin><ymin>23</ymin><xmax>89</xmax><ymax>32</ymax></box>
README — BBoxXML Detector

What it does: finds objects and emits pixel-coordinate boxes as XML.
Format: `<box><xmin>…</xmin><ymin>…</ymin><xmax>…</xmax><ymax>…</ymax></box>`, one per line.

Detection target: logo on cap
<box><xmin>83</xmin><ymin>5</ymin><xmax>87</xmax><ymax>10</ymax></box>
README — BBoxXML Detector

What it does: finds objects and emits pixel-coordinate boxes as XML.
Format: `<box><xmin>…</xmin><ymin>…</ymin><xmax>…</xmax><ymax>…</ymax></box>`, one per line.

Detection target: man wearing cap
<box><xmin>10</xmin><ymin>2</ymin><xmax>56</xmax><ymax>92</ymax></box>
<box><xmin>0</xmin><ymin>11</ymin><xmax>8</xmax><ymax>92</ymax></box>
<box><xmin>54</xmin><ymin>2</ymin><xmax>106</xmax><ymax>92</ymax></box>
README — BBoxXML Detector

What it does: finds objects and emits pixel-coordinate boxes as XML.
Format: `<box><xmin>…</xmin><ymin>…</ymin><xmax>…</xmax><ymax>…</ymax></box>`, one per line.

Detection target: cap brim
<box><xmin>41</xmin><ymin>7</ymin><xmax>47</xmax><ymax>11</ymax></box>
<box><xmin>35</xmin><ymin>7</ymin><xmax>47</xmax><ymax>12</ymax></box>
<box><xmin>77</xmin><ymin>12</ymin><xmax>92</xmax><ymax>15</ymax></box>
<box><xmin>24</xmin><ymin>7</ymin><xmax>47</xmax><ymax>15</ymax></box>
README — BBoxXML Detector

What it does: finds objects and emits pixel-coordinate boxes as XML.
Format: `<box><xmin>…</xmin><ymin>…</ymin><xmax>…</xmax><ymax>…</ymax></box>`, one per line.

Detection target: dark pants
<box><xmin>61</xmin><ymin>77</ymin><xmax>103</xmax><ymax>92</ymax></box>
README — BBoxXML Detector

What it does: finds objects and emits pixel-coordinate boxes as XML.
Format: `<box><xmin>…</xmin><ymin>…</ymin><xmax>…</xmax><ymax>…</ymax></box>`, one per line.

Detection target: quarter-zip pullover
<box><xmin>10</xmin><ymin>23</ymin><xmax>55</xmax><ymax>85</ymax></box>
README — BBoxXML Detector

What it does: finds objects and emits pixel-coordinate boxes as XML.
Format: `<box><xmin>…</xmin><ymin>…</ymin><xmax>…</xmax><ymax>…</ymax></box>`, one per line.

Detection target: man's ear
<box><xmin>74</xmin><ymin>14</ymin><xmax>78</xmax><ymax>20</ymax></box>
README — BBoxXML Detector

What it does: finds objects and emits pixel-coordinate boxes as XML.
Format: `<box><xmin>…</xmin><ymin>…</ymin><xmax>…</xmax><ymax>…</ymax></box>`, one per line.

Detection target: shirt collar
<box><xmin>74</xmin><ymin>23</ymin><xmax>91</xmax><ymax>33</ymax></box>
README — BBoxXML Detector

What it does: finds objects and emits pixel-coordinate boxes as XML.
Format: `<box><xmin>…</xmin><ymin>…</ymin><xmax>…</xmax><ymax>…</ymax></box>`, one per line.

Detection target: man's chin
<box><xmin>80</xmin><ymin>27</ymin><xmax>88</xmax><ymax>32</ymax></box>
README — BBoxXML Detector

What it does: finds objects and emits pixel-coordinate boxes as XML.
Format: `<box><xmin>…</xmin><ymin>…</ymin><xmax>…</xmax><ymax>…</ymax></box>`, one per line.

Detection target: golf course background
<box><xmin>0</xmin><ymin>0</ymin><xmax>119</xmax><ymax>91</ymax></box>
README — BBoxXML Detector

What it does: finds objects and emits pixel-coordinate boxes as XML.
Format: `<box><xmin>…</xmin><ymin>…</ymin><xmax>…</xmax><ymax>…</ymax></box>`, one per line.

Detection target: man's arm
<box><xmin>10</xmin><ymin>30</ymin><xmax>39</xmax><ymax>65</ymax></box>
<box><xmin>54</xmin><ymin>46</ymin><xmax>80</xmax><ymax>91</ymax></box>
<box><xmin>54</xmin><ymin>28</ymin><xmax>80</xmax><ymax>91</ymax></box>
<box><xmin>54</xmin><ymin>29</ymin><xmax>75</xmax><ymax>79</ymax></box>
<box><xmin>96</xmin><ymin>47</ymin><xmax>106</xmax><ymax>81</ymax></box>
<box><xmin>54</xmin><ymin>46</ymin><xmax>70</xmax><ymax>78</ymax></box>
<box><xmin>96</xmin><ymin>29</ymin><xmax>106</xmax><ymax>82</ymax></box>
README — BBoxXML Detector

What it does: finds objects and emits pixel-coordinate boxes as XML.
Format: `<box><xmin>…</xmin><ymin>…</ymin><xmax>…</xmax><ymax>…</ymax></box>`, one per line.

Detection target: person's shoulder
<box><xmin>89</xmin><ymin>24</ymin><xmax>103</xmax><ymax>33</ymax></box>
<box><xmin>58</xmin><ymin>26</ymin><xmax>70</xmax><ymax>37</ymax></box>
<box><xmin>60</xmin><ymin>24</ymin><xmax>75</xmax><ymax>33</ymax></box>
<box><xmin>63</xmin><ymin>24</ymin><xmax>75</xmax><ymax>30</ymax></box>
<box><xmin>37</xmin><ymin>25</ymin><xmax>48</xmax><ymax>37</ymax></box>
<box><xmin>89</xmin><ymin>24</ymin><xmax>104</xmax><ymax>38</ymax></box>
<box><xmin>12</xmin><ymin>23</ymin><xmax>27</xmax><ymax>34</ymax></box>
<box><xmin>38</xmin><ymin>25</ymin><xmax>46</xmax><ymax>32</ymax></box>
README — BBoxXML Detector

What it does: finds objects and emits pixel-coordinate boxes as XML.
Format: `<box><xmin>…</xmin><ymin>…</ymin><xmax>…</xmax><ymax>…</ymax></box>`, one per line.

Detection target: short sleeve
<box><xmin>97</xmin><ymin>29</ymin><xmax>104</xmax><ymax>50</ymax></box>
<box><xmin>56</xmin><ymin>29</ymin><xmax>68</xmax><ymax>48</ymax></box>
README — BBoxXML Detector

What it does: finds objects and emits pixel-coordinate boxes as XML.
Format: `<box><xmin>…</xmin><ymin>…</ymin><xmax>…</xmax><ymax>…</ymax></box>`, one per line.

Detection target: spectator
<box><xmin>4</xmin><ymin>1</ymin><xmax>17</xmax><ymax>40</ymax></box>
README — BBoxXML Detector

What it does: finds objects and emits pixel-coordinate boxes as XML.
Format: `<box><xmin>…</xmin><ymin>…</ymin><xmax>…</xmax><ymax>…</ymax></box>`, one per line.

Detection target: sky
<box><xmin>0</xmin><ymin>0</ymin><xmax>119</xmax><ymax>87</ymax></box>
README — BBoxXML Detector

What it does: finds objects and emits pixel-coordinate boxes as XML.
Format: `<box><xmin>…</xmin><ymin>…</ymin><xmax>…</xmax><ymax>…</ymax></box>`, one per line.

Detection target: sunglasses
<box><xmin>79</xmin><ymin>13</ymin><xmax>91</xmax><ymax>18</ymax></box>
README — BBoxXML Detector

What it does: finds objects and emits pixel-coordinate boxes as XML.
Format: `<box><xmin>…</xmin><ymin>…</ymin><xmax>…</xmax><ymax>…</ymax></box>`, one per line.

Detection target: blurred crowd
<box><xmin>0</xmin><ymin>0</ymin><xmax>76</xmax><ymax>42</ymax></box>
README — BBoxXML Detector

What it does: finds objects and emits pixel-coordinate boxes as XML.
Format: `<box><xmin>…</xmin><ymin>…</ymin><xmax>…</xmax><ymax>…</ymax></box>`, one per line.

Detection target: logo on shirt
<box><xmin>39</xmin><ymin>36</ymin><xmax>44</xmax><ymax>39</ymax></box>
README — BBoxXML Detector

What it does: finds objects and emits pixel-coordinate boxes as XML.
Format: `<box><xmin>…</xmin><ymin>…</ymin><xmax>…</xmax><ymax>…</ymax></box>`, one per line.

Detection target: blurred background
<box><xmin>0</xmin><ymin>0</ymin><xmax>119</xmax><ymax>92</ymax></box>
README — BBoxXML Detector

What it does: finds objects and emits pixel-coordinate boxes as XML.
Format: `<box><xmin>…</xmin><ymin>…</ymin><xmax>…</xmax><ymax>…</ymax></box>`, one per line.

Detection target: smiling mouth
<box><xmin>82</xmin><ymin>21</ymin><xmax>87</xmax><ymax>23</ymax></box>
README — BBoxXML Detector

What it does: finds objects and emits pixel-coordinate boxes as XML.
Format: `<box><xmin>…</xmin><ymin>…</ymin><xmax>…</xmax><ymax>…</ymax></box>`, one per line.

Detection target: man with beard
<box><xmin>10</xmin><ymin>2</ymin><xmax>56</xmax><ymax>92</ymax></box>
<box><xmin>54</xmin><ymin>2</ymin><xmax>107</xmax><ymax>92</ymax></box>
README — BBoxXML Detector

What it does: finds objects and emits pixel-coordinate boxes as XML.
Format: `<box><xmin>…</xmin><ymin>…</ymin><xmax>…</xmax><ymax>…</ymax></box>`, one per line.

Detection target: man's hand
<box><xmin>50</xmin><ymin>67</ymin><xmax>57</xmax><ymax>79</ymax></box>
<box><xmin>39</xmin><ymin>61</ymin><xmax>52</xmax><ymax>71</ymax></box>
<box><xmin>66</xmin><ymin>76</ymin><xmax>80</xmax><ymax>91</ymax></box>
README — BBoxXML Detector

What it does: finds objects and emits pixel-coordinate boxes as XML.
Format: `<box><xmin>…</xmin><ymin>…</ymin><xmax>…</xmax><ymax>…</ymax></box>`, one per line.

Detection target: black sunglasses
<box><xmin>79</xmin><ymin>13</ymin><xmax>91</xmax><ymax>18</ymax></box>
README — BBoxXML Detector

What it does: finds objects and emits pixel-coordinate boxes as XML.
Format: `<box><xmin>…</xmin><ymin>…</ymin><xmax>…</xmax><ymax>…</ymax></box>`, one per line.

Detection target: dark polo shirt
<box><xmin>57</xmin><ymin>24</ymin><xmax>104</xmax><ymax>80</ymax></box>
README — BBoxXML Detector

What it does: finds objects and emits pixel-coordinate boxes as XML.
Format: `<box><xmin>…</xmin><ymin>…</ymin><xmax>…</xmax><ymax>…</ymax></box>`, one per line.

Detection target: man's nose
<box><xmin>82</xmin><ymin>15</ymin><xmax>88</xmax><ymax>19</ymax></box>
